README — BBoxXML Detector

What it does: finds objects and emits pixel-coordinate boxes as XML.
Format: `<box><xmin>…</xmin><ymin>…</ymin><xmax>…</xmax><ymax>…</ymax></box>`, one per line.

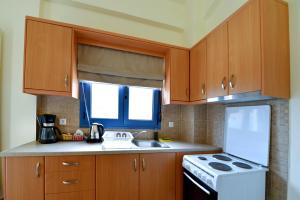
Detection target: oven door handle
<box><xmin>184</xmin><ymin>172</ymin><xmax>211</xmax><ymax>195</ymax></box>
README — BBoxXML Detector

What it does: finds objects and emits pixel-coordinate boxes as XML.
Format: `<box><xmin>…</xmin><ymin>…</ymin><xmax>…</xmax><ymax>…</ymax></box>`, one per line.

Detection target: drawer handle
<box><xmin>62</xmin><ymin>179</ymin><xmax>79</xmax><ymax>185</ymax></box>
<box><xmin>62</xmin><ymin>162</ymin><xmax>80</xmax><ymax>167</ymax></box>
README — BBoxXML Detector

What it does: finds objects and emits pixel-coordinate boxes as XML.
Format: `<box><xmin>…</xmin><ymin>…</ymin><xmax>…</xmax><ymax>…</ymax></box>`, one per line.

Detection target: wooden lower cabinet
<box><xmin>140</xmin><ymin>153</ymin><xmax>176</xmax><ymax>200</ymax></box>
<box><xmin>5</xmin><ymin>157</ymin><xmax>44</xmax><ymax>200</ymax></box>
<box><xmin>96</xmin><ymin>154</ymin><xmax>139</xmax><ymax>200</ymax></box>
<box><xmin>45</xmin><ymin>191</ymin><xmax>95</xmax><ymax>200</ymax></box>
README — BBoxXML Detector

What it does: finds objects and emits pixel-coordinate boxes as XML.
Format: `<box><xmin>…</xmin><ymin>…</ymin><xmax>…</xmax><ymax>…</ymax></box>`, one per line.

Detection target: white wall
<box><xmin>288</xmin><ymin>0</ymin><xmax>300</xmax><ymax>199</ymax></box>
<box><xmin>40</xmin><ymin>0</ymin><xmax>188</xmax><ymax>47</ymax></box>
<box><xmin>185</xmin><ymin>0</ymin><xmax>247</xmax><ymax>46</ymax></box>
<box><xmin>0</xmin><ymin>0</ymin><xmax>40</xmax><ymax>150</ymax></box>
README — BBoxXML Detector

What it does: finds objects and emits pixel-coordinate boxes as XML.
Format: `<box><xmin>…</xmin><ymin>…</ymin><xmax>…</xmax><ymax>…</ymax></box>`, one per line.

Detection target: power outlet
<box><xmin>59</xmin><ymin>118</ymin><xmax>67</xmax><ymax>126</ymax></box>
<box><xmin>168</xmin><ymin>122</ymin><xmax>174</xmax><ymax>128</ymax></box>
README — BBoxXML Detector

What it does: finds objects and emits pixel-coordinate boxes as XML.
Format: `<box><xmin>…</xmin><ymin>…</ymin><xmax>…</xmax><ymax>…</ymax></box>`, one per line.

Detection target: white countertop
<box><xmin>0</xmin><ymin>141</ymin><xmax>222</xmax><ymax>157</ymax></box>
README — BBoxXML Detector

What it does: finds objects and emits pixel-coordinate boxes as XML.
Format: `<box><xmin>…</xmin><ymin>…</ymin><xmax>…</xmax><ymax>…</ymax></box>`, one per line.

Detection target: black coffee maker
<box><xmin>37</xmin><ymin>114</ymin><xmax>61</xmax><ymax>144</ymax></box>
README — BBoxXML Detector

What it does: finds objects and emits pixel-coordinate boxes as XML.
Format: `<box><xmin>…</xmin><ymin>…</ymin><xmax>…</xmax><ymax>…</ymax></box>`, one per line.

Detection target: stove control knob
<box><xmin>197</xmin><ymin>173</ymin><xmax>202</xmax><ymax>179</ymax></box>
<box><xmin>207</xmin><ymin>179</ymin><xmax>213</xmax><ymax>186</ymax></box>
<box><xmin>202</xmin><ymin>175</ymin><xmax>207</xmax><ymax>182</ymax></box>
<box><xmin>185</xmin><ymin>164</ymin><xmax>191</xmax><ymax>170</ymax></box>
<box><xmin>193</xmin><ymin>170</ymin><xmax>198</xmax><ymax>175</ymax></box>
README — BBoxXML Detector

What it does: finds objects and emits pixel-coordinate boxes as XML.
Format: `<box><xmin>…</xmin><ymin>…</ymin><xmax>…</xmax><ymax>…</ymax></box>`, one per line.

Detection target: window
<box><xmin>80</xmin><ymin>82</ymin><xmax>161</xmax><ymax>129</ymax></box>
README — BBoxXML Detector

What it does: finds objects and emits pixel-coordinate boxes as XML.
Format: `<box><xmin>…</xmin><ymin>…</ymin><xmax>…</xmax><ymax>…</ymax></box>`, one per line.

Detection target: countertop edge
<box><xmin>0</xmin><ymin>141</ymin><xmax>222</xmax><ymax>157</ymax></box>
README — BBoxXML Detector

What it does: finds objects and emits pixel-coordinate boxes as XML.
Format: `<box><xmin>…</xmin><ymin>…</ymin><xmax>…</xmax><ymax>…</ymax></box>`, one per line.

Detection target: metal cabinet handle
<box><xmin>229</xmin><ymin>74</ymin><xmax>235</xmax><ymax>89</ymax></box>
<box><xmin>142</xmin><ymin>158</ymin><xmax>146</xmax><ymax>171</ymax></box>
<box><xmin>133</xmin><ymin>158</ymin><xmax>137</xmax><ymax>172</ymax></box>
<box><xmin>62</xmin><ymin>162</ymin><xmax>80</xmax><ymax>167</ymax></box>
<box><xmin>186</xmin><ymin>88</ymin><xmax>189</xmax><ymax>98</ymax></box>
<box><xmin>64</xmin><ymin>74</ymin><xmax>69</xmax><ymax>89</ymax></box>
<box><xmin>221</xmin><ymin>77</ymin><xmax>227</xmax><ymax>90</ymax></box>
<box><xmin>35</xmin><ymin>162</ymin><xmax>40</xmax><ymax>177</ymax></box>
<box><xmin>62</xmin><ymin>179</ymin><xmax>79</xmax><ymax>185</ymax></box>
<box><xmin>201</xmin><ymin>84</ymin><xmax>206</xmax><ymax>95</ymax></box>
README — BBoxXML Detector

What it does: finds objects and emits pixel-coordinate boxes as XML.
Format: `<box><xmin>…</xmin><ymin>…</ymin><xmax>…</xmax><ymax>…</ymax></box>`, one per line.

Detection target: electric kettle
<box><xmin>86</xmin><ymin>123</ymin><xmax>104</xmax><ymax>143</ymax></box>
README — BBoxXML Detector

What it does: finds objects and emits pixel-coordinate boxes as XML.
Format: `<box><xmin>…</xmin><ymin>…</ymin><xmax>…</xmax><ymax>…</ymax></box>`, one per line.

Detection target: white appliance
<box><xmin>182</xmin><ymin>105</ymin><xmax>271</xmax><ymax>200</ymax></box>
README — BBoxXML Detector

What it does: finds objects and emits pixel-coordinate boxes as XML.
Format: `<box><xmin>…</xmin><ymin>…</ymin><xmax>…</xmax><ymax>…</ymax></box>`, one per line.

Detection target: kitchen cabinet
<box><xmin>190</xmin><ymin>39</ymin><xmax>207</xmax><ymax>102</ymax></box>
<box><xmin>5</xmin><ymin>157</ymin><xmax>44</xmax><ymax>200</ymax></box>
<box><xmin>45</xmin><ymin>156</ymin><xmax>95</xmax><ymax>198</ymax></box>
<box><xmin>205</xmin><ymin>0</ymin><xmax>290</xmax><ymax>99</ymax></box>
<box><xmin>23</xmin><ymin>19</ymin><xmax>78</xmax><ymax>98</ymax></box>
<box><xmin>163</xmin><ymin>48</ymin><xmax>190</xmax><ymax>104</ymax></box>
<box><xmin>96</xmin><ymin>154</ymin><xmax>139</xmax><ymax>200</ymax></box>
<box><xmin>46</xmin><ymin>191</ymin><xmax>95</xmax><ymax>200</ymax></box>
<box><xmin>228</xmin><ymin>0</ymin><xmax>261</xmax><ymax>94</ymax></box>
<box><xmin>140</xmin><ymin>153</ymin><xmax>175</xmax><ymax>200</ymax></box>
<box><xmin>206</xmin><ymin>23</ymin><xmax>229</xmax><ymax>99</ymax></box>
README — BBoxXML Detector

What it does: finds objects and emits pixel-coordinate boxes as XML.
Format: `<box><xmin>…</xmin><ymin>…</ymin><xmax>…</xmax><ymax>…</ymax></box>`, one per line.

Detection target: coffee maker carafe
<box><xmin>37</xmin><ymin>114</ymin><xmax>61</xmax><ymax>144</ymax></box>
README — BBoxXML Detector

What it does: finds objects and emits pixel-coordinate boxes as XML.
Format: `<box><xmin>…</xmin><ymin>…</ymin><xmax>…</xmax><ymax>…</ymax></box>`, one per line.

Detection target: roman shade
<box><xmin>77</xmin><ymin>44</ymin><xmax>165</xmax><ymax>88</ymax></box>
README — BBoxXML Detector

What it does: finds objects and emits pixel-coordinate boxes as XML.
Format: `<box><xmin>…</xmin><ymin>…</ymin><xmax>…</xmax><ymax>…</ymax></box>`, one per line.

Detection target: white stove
<box><xmin>182</xmin><ymin>105</ymin><xmax>271</xmax><ymax>200</ymax></box>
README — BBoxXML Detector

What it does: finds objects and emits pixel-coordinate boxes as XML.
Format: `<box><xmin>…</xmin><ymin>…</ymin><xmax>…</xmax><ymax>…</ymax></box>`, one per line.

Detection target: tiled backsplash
<box><xmin>37</xmin><ymin>96</ymin><xmax>289</xmax><ymax>200</ymax></box>
<box><xmin>37</xmin><ymin>96</ymin><xmax>187</xmax><ymax>140</ymax></box>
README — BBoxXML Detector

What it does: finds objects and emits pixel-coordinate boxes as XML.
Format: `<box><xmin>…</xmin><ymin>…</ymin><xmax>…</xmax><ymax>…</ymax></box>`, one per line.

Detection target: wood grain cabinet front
<box><xmin>205</xmin><ymin>0</ymin><xmax>290</xmax><ymax>99</ymax></box>
<box><xmin>190</xmin><ymin>39</ymin><xmax>207</xmax><ymax>103</ymax></box>
<box><xmin>5</xmin><ymin>157</ymin><xmax>44</xmax><ymax>200</ymax></box>
<box><xmin>163</xmin><ymin>48</ymin><xmax>190</xmax><ymax>104</ymax></box>
<box><xmin>96</xmin><ymin>154</ymin><xmax>139</xmax><ymax>200</ymax></box>
<box><xmin>46</xmin><ymin>191</ymin><xmax>95</xmax><ymax>200</ymax></box>
<box><xmin>140</xmin><ymin>153</ymin><xmax>176</xmax><ymax>200</ymax></box>
<box><xmin>45</xmin><ymin>156</ymin><xmax>95</xmax><ymax>195</ymax></box>
<box><xmin>23</xmin><ymin>19</ymin><xmax>78</xmax><ymax>98</ymax></box>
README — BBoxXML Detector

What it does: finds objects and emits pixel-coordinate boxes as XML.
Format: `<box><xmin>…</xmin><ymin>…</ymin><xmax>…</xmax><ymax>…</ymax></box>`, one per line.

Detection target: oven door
<box><xmin>183</xmin><ymin>169</ymin><xmax>218</xmax><ymax>200</ymax></box>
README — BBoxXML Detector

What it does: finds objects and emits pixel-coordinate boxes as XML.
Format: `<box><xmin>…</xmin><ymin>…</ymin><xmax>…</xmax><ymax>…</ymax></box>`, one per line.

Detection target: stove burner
<box><xmin>212</xmin><ymin>155</ymin><xmax>232</xmax><ymax>161</ymax></box>
<box><xmin>198</xmin><ymin>156</ymin><xmax>207</xmax><ymax>161</ymax></box>
<box><xmin>209</xmin><ymin>162</ymin><xmax>232</xmax><ymax>171</ymax></box>
<box><xmin>232</xmin><ymin>162</ymin><xmax>253</xmax><ymax>169</ymax></box>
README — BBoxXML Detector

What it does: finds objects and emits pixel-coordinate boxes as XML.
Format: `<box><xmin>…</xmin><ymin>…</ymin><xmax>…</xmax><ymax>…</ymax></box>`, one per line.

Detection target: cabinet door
<box><xmin>96</xmin><ymin>154</ymin><xmax>139</xmax><ymax>200</ymax></box>
<box><xmin>168</xmin><ymin>48</ymin><xmax>190</xmax><ymax>102</ymax></box>
<box><xmin>190</xmin><ymin>40</ymin><xmax>207</xmax><ymax>101</ymax></box>
<box><xmin>206</xmin><ymin>23</ymin><xmax>229</xmax><ymax>98</ymax></box>
<box><xmin>228</xmin><ymin>0</ymin><xmax>261</xmax><ymax>94</ymax></box>
<box><xmin>140</xmin><ymin>153</ymin><xmax>175</xmax><ymax>200</ymax></box>
<box><xmin>24</xmin><ymin>20</ymin><xmax>73</xmax><ymax>93</ymax></box>
<box><xmin>5</xmin><ymin>157</ymin><xmax>44</xmax><ymax>200</ymax></box>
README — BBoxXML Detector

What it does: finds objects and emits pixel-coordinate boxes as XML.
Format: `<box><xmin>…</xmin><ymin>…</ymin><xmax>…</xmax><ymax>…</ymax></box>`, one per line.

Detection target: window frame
<box><xmin>80</xmin><ymin>82</ymin><xmax>161</xmax><ymax>129</ymax></box>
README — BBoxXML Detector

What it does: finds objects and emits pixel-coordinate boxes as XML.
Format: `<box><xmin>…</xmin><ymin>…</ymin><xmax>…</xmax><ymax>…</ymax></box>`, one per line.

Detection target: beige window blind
<box><xmin>77</xmin><ymin>44</ymin><xmax>165</xmax><ymax>88</ymax></box>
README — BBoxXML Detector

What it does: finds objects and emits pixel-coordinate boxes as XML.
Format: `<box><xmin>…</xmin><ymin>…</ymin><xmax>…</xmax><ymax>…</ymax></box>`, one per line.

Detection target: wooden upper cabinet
<box><xmin>140</xmin><ymin>153</ymin><xmax>175</xmax><ymax>200</ymax></box>
<box><xmin>24</xmin><ymin>19</ymin><xmax>78</xmax><ymax>98</ymax></box>
<box><xmin>260</xmin><ymin>0</ymin><xmax>290</xmax><ymax>98</ymax></box>
<box><xmin>206</xmin><ymin>23</ymin><xmax>229</xmax><ymax>98</ymax></box>
<box><xmin>190</xmin><ymin>39</ymin><xmax>207</xmax><ymax>102</ymax></box>
<box><xmin>96</xmin><ymin>154</ymin><xmax>139</xmax><ymax>200</ymax></box>
<box><xmin>5</xmin><ymin>157</ymin><xmax>44</xmax><ymax>200</ymax></box>
<box><xmin>164</xmin><ymin>48</ymin><xmax>190</xmax><ymax>104</ymax></box>
<box><xmin>228</xmin><ymin>0</ymin><xmax>261</xmax><ymax>94</ymax></box>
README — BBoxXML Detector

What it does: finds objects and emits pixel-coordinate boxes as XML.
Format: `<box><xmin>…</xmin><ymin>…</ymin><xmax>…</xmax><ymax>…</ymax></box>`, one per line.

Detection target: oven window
<box><xmin>183</xmin><ymin>170</ymin><xmax>217</xmax><ymax>200</ymax></box>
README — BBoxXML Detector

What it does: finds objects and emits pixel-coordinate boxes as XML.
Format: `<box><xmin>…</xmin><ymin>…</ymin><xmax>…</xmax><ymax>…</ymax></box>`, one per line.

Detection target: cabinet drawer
<box><xmin>46</xmin><ymin>190</ymin><xmax>95</xmax><ymax>200</ymax></box>
<box><xmin>45</xmin><ymin>156</ymin><xmax>95</xmax><ymax>172</ymax></box>
<box><xmin>45</xmin><ymin>171</ymin><xmax>95</xmax><ymax>194</ymax></box>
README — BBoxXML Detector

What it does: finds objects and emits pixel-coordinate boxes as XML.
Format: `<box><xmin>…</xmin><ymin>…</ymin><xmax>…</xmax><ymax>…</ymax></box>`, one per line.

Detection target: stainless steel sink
<box><xmin>132</xmin><ymin>140</ymin><xmax>170</xmax><ymax>148</ymax></box>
